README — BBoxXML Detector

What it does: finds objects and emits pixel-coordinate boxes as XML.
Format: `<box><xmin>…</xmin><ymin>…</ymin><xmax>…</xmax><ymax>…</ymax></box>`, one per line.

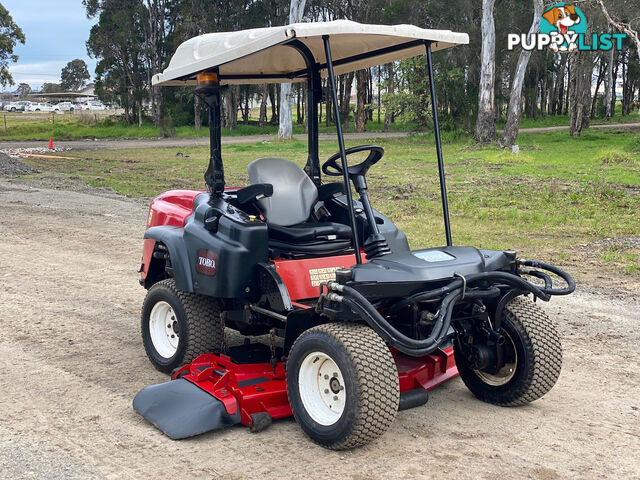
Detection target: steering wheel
<box><xmin>322</xmin><ymin>145</ymin><xmax>384</xmax><ymax>178</ymax></box>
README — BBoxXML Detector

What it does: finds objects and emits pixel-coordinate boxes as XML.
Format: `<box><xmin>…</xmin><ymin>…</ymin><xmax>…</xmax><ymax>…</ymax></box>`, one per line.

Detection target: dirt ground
<box><xmin>1</xmin><ymin>175</ymin><xmax>639</xmax><ymax>480</ymax></box>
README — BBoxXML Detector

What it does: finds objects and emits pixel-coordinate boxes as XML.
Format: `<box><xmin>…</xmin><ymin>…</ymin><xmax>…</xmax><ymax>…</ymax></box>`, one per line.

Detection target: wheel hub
<box><xmin>474</xmin><ymin>329</ymin><xmax>517</xmax><ymax>386</ymax></box>
<box><xmin>149</xmin><ymin>301</ymin><xmax>180</xmax><ymax>359</ymax></box>
<box><xmin>298</xmin><ymin>352</ymin><xmax>346</xmax><ymax>426</ymax></box>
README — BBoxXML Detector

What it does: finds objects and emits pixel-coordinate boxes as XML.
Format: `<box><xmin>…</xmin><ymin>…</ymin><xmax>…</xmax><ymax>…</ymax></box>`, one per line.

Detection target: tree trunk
<box><xmin>242</xmin><ymin>88</ymin><xmax>249</xmax><ymax>125</ymax></box>
<box><xmin>564</xmin><ymin>60</ymin><xmax>571</xmax><ymax>116</ymax></box>
<box><xmin>605</xmin><ymin>34</ymin><xmax>614</xmax><ymax>118</ymax></box>
<box><xmin>547</xmin><ymin>65</ymin><xmax>557</xmax><ymax>116</ymax></box>
<box><xmin>610</xmin><ymin>52</ymin><xmax>619</xmax><ymax>115</ymax></box>
<box><xmin>557</xmin><ymin>56</ymin><xmax>567</xmax><ymax>115</ymax></box>
<box><xmin>474</xmin><ymin>0</ymin><xmax>496</xmax><ymax>143</ymax></box>
<box><xmin>540</xmin><ymin>76</ymin><xmax>547</xmax><ymax>120</ymax></box>
<box><xmin>569</xmin><ymin>50</ymin><xmax>592</xmax><ymax>136</ymax></box>
<box><xmin>384</xmin><ymin>64</ymin><xmax>394</xmax><ymax>132</ymax></box>
<box><xmin>296</xmin><ymin>85</ymin><xmax>302</xmax><ymax>124</ymax></box>
<box><xmin>259</xmin><ymin>85</ymin><xmax>268</xmax><ymax>127</ymax></box>
<box><xmin>591</xmin><ymin>59</ymin><xmax>605</xmax><ymax>118</ymax></box>
<box><xmin>339</xmin><ymin>72</ymin><xmax>355</xmax><ymax>128</ymax></box>
<box><xmin>268</xmin><ymin>85</ymin><xmax>277</xmax><ymax>124</ymax></box>
<box><xmin>355</xmin><ymin>69</ymin><xmax>367</xmax><ymax>132</ymax></box>
<box><xmin>325</xmin><ymin>79</ymin><xmax>331</xmax><ymax>126</ymax></box>
<box><xmin>194</xmin><ymin>94</ymin><xmax>202</xmax><ymax>130</ymax></box>
<box><xmin>278</xmin><ymin>84</ymin><xmax>294</xmax><ymax>138</ymax></box>
<box><xmin>500</xmin><ymin>0</ymin><xmax>543</xmax><ymax>147</ymax></box>
<box><xmin>278</xmin><ymin>0</ymin><xmax>307</xmax><ymax>139</ymax></box>
<box><xmin>377</xmin><ymin>66</ymin><xmax>381</xmax><ymax>124</ymax></box>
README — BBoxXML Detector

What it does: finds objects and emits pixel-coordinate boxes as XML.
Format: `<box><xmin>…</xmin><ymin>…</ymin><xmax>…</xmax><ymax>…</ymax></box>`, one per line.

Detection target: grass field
<box><xmin>0</xmin><ymin>110</ymin><xmax>416</xmax><ymax>141</ymax></box>
<box><xmin>18</xmin><ymin>128</ymin><xmax>640</xmax><ymax>279</ymax></box>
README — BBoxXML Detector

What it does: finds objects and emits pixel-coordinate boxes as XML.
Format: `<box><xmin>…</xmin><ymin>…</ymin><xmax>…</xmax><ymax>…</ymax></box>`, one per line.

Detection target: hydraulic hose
<box><xmin>519</xmin><ymin>260</ymin><xmax>575</xmax><ymax>295</ymax></box>
<box><xmin>389</xmin><ymin>270</ymin><xmax>551</xmax><ymax>315</ymax></box>
<box><xmin>338</xmin><ymin>284</ymin><xmax>500</xmax><ymax>356</ymax></box>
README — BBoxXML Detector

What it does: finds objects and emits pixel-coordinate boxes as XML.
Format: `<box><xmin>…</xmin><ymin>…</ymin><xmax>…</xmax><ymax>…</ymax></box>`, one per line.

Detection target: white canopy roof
<box><xmin>153</xmin><ymin>20</ymin><xmax>469</xmax><ymax>86</ymax></box>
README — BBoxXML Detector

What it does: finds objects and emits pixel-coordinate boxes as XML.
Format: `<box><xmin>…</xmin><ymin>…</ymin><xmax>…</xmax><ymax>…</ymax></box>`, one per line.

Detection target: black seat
<box><xmin>247</xmin><ymin>158</ymin><xmax>353</xmax><ymax>258</ymax></box>
<box><xmin>268</xmin><ymin>222</ymin><xmax>352</xmax><ymax>243</ymax></box>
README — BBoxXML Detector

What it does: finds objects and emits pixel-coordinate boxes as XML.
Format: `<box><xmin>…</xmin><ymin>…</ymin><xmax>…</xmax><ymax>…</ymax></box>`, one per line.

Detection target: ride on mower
<box><xmin>133</xmin><ymin>20</ymin><xmax>575</xmax><ymax>449</ymax></box>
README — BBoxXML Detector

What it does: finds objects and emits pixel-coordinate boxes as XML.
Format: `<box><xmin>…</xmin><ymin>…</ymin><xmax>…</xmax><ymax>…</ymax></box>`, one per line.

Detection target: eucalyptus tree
<box><xmin>500</xmin><ymin>0</ymin><xmax>543</xmax><ymax>148</ymax></box>
<box><xmin>0</xmin><ymin>3</ymin><xmax>25</xmax><ymax>87</ymax></box>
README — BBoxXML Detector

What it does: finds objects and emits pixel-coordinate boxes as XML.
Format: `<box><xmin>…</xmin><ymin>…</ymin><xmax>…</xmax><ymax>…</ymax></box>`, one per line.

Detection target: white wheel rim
<box><xmin>149</xmin><ymin>301</ymin><xmax>179</xmax><ymax>358</ymax></box>
<box><xmin>298</xmin><ymin>351</ymin><xmax>346</xmax><ymax>426</ymax></box>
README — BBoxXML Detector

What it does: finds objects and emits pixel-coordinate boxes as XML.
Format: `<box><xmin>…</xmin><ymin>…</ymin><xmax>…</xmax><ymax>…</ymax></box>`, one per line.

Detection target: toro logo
<box><xmin>196</xmin><ymin>249</ymin><xmax>218</xmax><ymax>276</ymax></box>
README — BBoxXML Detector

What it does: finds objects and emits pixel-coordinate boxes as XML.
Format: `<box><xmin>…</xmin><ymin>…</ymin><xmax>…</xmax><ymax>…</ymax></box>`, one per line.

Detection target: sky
<box><xmin>2</xmin><ymin>0</ymin><xmax>97</xmax><ymax>92</ymax></box>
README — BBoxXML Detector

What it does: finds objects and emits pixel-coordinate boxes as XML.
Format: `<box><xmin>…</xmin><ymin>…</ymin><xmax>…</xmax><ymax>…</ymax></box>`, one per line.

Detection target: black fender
<box><xmin>255</xmin><ymin>262</ymin><xmax>292</xmax><ymax>312</ymax></box>
<box><xmin>283</xmin><ymin>308</ymin><xmax>327</xmax><ymax>356</ymax></box>
<box><xmin>144</xmin><ymin>226</ymin><xmax>194</xmax><ymax>292</ymax></box>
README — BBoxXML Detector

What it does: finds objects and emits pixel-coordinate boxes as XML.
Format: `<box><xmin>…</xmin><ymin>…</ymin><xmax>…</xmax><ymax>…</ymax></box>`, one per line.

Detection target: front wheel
<box><xmin>455</xmin><ymin>296</ymin><xmax>562</xmax><ymax>406</ymax></box>
<box><xmin>141</xmin><ymin>279</ymin><xmax>225</xmax><ymax>373</ymax></box>
<box><xmin>286</xmin><ymin>323</ymin><xmax>399</xmax><ymax>450</ymax></box>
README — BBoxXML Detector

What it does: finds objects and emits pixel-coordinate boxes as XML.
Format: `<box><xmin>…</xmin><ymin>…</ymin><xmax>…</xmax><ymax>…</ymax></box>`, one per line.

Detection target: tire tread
<box><xmin>289</xmin><ymin>322</ymin><xmax>399</xmax><ymax>450</ymax></box>
<box><xmin>142</xmin><ymin>279</ymin><xmax>225</xmax><ymax>371</ymax></box>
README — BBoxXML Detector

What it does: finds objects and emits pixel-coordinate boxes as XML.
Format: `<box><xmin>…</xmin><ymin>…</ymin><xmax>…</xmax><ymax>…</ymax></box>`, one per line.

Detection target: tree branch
<box><xmin>595</xmin><ymin>0</ymin><xmax>640</xmax><ymax>60</ymax></box>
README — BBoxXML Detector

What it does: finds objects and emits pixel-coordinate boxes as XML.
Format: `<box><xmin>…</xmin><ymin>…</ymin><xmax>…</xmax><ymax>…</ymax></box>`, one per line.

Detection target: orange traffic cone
<box><xmin>48</xmin><ymin>137</ymin><xmax>53</xmax><ymax>150</ymax></box>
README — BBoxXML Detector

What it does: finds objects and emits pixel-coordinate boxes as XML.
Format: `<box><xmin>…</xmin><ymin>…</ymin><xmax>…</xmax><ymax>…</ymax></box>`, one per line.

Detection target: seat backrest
<box><xmin>248</xmin><ymin>158</ymin><xmax>318</xmax><ymax>226</ymax></box>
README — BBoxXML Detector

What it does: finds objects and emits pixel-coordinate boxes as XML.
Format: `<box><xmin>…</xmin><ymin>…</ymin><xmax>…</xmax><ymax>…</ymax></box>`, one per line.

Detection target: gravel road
<box><xmin>0</xmin><ymin>176</ymin><xmax>639</xmax><ymax>480</ymax></box>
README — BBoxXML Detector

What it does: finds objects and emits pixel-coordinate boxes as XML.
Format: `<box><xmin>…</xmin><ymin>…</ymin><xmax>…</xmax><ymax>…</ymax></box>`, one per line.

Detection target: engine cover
<box><xmin>350</xmin><ymin>246</ymin><xmax>511</xmax><ymax>284</ymax></box>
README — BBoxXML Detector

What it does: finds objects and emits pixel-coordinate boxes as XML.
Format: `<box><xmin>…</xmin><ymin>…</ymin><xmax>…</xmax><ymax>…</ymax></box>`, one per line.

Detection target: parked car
<box><xmin>4</xmin><ymin>101</ymin><xmax>30</xmax><ymax>112</ymax></box>
<box><xmin>27</xmin><ymin>102</ymin><xmax>54</xmax><ymax>112</ymax></box>
<box><xmin>52</xmin><ymin>102</ymin><xmax>75</xmax><ymax>112</ymax></box>
<box><xmin>81</xmin><ymin>101</ymin><xmax>106</xmax><ymax>111</ymax></box>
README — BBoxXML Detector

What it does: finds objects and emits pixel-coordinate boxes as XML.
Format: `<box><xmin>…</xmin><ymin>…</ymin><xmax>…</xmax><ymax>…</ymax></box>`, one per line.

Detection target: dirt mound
<box><xmin>0</xmin><ymin>152</ymin><xmax>40</xmax><ymax>175</ymax></box>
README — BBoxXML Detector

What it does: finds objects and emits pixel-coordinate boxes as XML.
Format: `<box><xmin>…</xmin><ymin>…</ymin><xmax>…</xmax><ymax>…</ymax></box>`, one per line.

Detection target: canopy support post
<box><xmin>195</xmin><ymin>67</ymin><xmax>224</xmax><ymax>197</ymax></box>
<box><xmin>323</xmin><ymin>35</ymin><xmax>362</xmax><ymax>264</ymax></box>
<box><xmin>425</xmin><ymin>41</ymin><xmax>452</xmax><ymax>246</ymax></box>
<box><xmin>286</xmin><ymin>40</ymin><xmax>321</xmax><ymax>187</ymax></box>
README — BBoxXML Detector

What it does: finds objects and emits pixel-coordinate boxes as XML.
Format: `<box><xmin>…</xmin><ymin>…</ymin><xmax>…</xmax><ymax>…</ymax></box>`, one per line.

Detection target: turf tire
<box><xmin>141</xmin><ymin>278</ymin><xmax>225</xmax><ymax>373</ymax></box>
<box><xmin>455</xmin><ymin>295</ymin><xmax>562</xmax><ymax>406</ymax></box>
<box><xmin>286</xmin><ymin>322</ymin><xmax>399</xmax><ymax>450</ymax></box>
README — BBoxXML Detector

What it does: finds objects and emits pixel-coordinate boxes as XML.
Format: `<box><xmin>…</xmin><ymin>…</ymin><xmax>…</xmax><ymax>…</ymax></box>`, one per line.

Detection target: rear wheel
<box><xmin>286</xmin><ymin>323</ymin><xmax>399</xmax><ymax>450</ymax></box>
<box><xmin>455</xmin><ymin>296</ymin><xmax>562</xmax><ymax>406</ymax></box>
<box><xmin>141</xmin><ymin>279</ymin><xmax>225</xmax><ymax>373</ymax></box>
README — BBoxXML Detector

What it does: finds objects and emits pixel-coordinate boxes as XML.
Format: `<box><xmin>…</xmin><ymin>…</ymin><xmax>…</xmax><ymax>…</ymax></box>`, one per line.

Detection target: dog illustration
<box><xmin>543</xmin><ymin>4</ymin><xmax>581</xmax><ymax>52</ymax></box>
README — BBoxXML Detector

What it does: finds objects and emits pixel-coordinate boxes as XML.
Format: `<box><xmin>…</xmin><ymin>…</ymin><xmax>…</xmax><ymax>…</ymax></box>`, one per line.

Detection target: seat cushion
<box><xmin>248</xmin><ymin>158</ymin><xmax>318</xmax><ymax>226</ymax></box>
<box><xmin>268</xmin><ymin>222</ymin><xmax>353</xmax><ymax>243</ymax></box>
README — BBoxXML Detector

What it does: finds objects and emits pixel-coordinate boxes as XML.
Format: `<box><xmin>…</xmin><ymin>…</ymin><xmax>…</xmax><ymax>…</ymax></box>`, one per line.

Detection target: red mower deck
<box><xmin>133</xmin><ymin>347</ymin><xmax>457</xmax><ymax>439</ymax></box>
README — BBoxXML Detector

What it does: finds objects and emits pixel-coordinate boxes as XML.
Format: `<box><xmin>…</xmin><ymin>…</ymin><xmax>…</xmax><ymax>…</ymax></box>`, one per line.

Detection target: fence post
<box><xmin>3</xmin><ymin>114</ymin><xmax>6</xmax><ymax>132</ymax></box>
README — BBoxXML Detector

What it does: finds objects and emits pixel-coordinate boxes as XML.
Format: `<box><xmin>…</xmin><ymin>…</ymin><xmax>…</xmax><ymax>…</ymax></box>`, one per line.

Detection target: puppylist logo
<box><xmin>508</xmin><ymin>3</ymin><xmax>626</xmax><ymax>52</ymax></box>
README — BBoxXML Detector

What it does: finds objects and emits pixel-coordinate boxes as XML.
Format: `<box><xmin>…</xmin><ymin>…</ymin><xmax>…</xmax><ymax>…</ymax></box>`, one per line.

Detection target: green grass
<box><xmin>0</xmin><ymin>111</ymin><xmax>417</xmax><ymax>141</ymax></box>
<box><xmin>497</xmin><ymin>103</ymin><xmax>640</xmax><ymax>129</ymax></box>
<box><xmin>17</xmin><ymin>129</ymin><xmax>640</xmax><ymax>279</ymax></box>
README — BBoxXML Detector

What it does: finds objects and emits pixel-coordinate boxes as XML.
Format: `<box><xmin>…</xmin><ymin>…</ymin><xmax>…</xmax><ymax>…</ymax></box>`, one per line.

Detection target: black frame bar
<box><xmin>425</xmin><ymin>41</ymin><xmax>452</xmax><ymax>246</ymax></box>
<box><xmin>286</xmin><ymin>40</ymin><xmax>321</xmax><ymax>186</ymax></box>
<box><xmin>323</xmin><ymin>35</ymin><xmax>362</xmax><ymax>264</ymax></box>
